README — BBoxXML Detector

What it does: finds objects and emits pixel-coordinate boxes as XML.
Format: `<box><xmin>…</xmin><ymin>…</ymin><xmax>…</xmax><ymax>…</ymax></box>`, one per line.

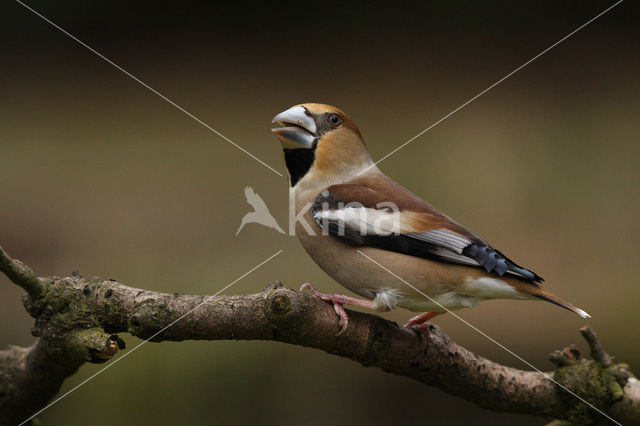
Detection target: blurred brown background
<box><xmin>1</xmin><ymin>1</ymin><xmax>638</xmax><ymax>424</ymax></box>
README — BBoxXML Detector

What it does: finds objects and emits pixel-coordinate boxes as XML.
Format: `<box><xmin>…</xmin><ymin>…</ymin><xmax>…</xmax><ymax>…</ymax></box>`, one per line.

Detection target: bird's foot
<box><xmin>300</xmin><ymin>283</ymin><xmax>374</xmax><ymax>336</ymax></box>
<box><xmin>404</xmin><ymin>311</ymin><xmax>440</xmax><ymax>338</ymax></box>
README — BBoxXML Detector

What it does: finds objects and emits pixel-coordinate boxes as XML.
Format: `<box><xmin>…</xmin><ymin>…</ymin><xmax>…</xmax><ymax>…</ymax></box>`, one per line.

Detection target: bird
<box><xmin>236</xmin><ymin>186</ymin><xmax>285</xmax><ymax>236</ymax></box>
<box><xmin>270</xmin><ymin>103</ymin><xmax>589</xmax><ymax>335</ymax></box>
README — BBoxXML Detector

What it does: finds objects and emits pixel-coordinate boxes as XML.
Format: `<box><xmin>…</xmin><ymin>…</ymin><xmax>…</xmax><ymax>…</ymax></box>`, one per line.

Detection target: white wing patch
<box><xmin>313</xmin><ymin>206</ymin><xmax>413</xmax><ymax>235</ymax></box>
<box><xmin>313</xmin><ymin>207</ymin><xmax>481</xmax><ymax>264</ymax></box>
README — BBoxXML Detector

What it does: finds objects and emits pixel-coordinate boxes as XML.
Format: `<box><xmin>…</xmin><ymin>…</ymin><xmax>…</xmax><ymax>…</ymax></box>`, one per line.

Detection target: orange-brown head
<box><xmin>271</xmin><ymin>103</ymin><xmax>373</xmax><ymax>187</ymax></box>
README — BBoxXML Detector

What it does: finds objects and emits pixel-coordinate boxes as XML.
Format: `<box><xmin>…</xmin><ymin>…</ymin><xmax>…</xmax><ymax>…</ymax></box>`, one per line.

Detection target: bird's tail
<box><xmin>507</xmin><ymin>277</ymin><xmax>590</xmax><ymax>318</ymax></box>
<box><xmin>533</xmin><ymin>287</ymin><xmax>591</xmax><ymax>318</ymax></box>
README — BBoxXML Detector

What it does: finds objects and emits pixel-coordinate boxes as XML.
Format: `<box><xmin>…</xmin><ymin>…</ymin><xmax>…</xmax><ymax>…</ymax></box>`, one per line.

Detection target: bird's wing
<box><xmin>245</xmin><ymin>186</ymin><xmax>269</xmax><ymax>212</ymax></box>
<box><xmin>310</xmin><ymin>174</ymin><xmax>542</xmax><ymax>282</ymax></box>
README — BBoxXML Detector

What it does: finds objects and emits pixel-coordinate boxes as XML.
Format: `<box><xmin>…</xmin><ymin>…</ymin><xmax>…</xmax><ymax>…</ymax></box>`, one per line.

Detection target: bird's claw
<box><xmin>332</xmin><ymin>303</ymin><xmax>349</xmax><ymax>336</ymax></box>
<box><xmin>300</xmin><ymin>283</ymin><xmax>328</xmax><ymax>302</ymax></box>
<box><xmin>403</xmin><ymin>311</ymin><xmax>439</xmax><ymax>339</ymax></box>
<box><xmin>300</xmin><ymin>283</ymin><xmax>349</xmax><ymax>335</ymax></box>
<box><xmin>407</xmin><ymin>322</ymin><xmax>431</xmax><ymax>339</ymax></box>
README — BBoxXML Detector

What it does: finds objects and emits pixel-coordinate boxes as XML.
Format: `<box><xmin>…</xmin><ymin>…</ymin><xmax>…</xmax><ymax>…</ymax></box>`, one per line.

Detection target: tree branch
<box><xmin>1</xmin><ymin>246</ymin><xmax>638</xmax><ymax>425</ymax></box>
<box><xmin>0</xmin><ymin>246</ymin><xmax>43</xmax><ymax>299</ymax></box>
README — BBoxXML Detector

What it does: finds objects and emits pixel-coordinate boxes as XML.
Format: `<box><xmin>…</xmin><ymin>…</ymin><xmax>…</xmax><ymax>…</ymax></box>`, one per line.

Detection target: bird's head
<box><xmin>271</xmin><ymin>103</ymin><xmax>374</xmax><ymax>187</ymax></box>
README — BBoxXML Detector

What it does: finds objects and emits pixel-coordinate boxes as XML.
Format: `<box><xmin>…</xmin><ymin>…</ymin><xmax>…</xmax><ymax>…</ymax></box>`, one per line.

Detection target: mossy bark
<box><xmin>1</xmin><ymin>246</ymin><xmax>638</xmax><ymax>425</ymax></box>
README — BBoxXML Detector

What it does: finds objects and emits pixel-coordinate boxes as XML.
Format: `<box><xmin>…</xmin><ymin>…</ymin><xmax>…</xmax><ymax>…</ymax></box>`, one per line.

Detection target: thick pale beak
<box><xmin>271</xmin><ymin>105</ymin><xmax>317</xmax><ymax>149</ymax></box>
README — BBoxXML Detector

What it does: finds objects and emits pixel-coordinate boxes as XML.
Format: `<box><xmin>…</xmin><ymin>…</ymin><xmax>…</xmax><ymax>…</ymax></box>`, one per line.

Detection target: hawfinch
<box><xmin>271</xmin><ymin>103</ymin><xmax>589</xmax><ymax>334</ymax></box>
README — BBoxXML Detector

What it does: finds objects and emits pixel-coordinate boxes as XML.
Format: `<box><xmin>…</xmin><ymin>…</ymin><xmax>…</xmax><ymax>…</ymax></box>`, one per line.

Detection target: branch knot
<box><xmin>550</xmin><ymin>328</ymin><xmax>628</xmax><ymax>424</ymax></box>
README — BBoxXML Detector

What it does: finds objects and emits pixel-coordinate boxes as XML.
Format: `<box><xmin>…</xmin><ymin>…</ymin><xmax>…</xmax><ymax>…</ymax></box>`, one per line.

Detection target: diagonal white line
<box><xmin>365</xmin><ymin>0</ymin><xmax>624</xmax><ymax>173</ymax></box>
<box><xmin>14</xmin><ymin>0</ymin><xmax>283</xmax><ymax>177</ymax></box>
<box><xmin>19</xmin><ymin>249</ymin><xmax>284</xmax><ymax>425</ymax></box>
<box><xmin>357</xmin><ymin>249</ymin><xmax>621</xmax><ymax>425</ymax></box>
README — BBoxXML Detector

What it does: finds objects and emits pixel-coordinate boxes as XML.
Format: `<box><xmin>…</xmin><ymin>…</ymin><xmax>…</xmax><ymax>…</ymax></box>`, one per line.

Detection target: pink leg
<box><xmin>404</xmin><ymin>311</ymin><xmax>441</xmax><ymax>337</ymax></box>
<box><xmin>300</xmin><ymin>283</ymin><xmax>374</xmax><ymax>335</ymax></box>
<box><xmin>404</xmin><ymin>311</ymin><xmax>440</xmax><ymax>327</ymax></box>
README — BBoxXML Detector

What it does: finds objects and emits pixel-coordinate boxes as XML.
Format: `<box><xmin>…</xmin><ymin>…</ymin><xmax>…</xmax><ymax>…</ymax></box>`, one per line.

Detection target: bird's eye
<box><xmin>328</xmin><ymin>113</ymin><xmax>341</xmax><ymax>127</ymax></box>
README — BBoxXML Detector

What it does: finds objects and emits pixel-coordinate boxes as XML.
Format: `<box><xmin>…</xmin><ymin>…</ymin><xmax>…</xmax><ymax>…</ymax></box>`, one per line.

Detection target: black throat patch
<box><xmin>283</xmin><ymin>144</ymin><xmax>316</xmax><ymax>187</ymax></box>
